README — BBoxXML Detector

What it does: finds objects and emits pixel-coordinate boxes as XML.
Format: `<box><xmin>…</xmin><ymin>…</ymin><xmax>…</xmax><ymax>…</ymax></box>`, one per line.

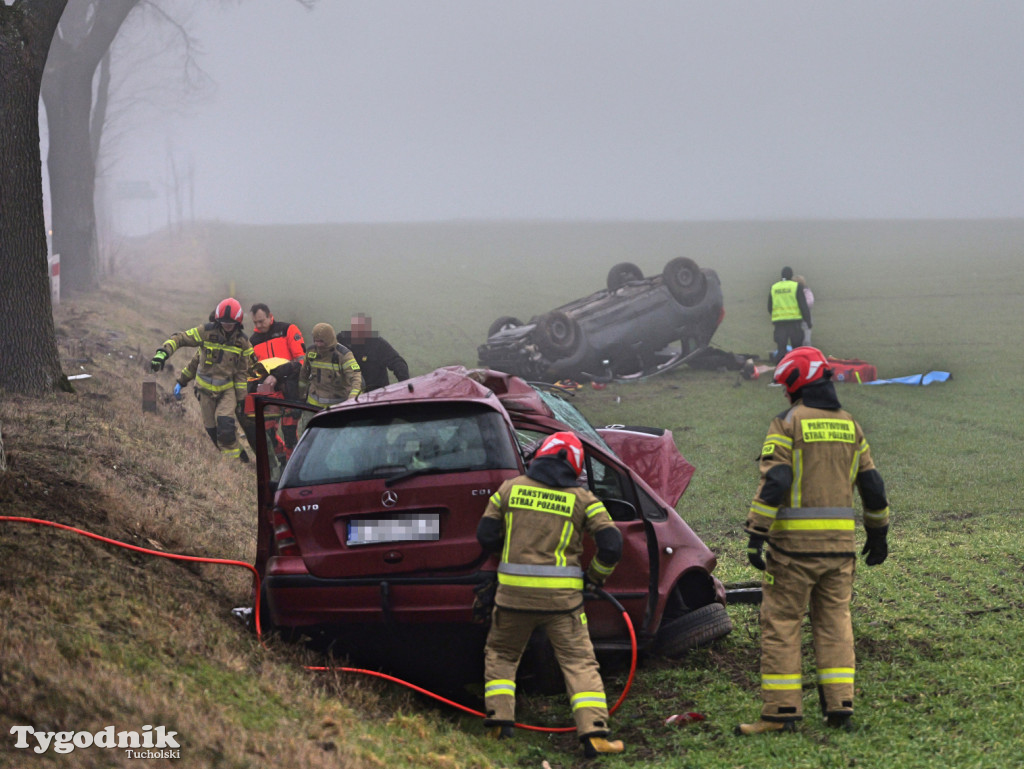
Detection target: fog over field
<box><xmin>168</xmin><ymin>218</ymin><xmax>1024</xmax><ymax>388</ymax></box>
<box><xmin>109</xmin><ymin>2</ymin><xmax>1024</xmax><ymax>232</ymax></box>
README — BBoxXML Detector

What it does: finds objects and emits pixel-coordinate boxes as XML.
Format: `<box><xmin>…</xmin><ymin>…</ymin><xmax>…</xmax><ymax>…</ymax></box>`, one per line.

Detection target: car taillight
<box><xmin>272</xmin><ymin>507</ymin><xmax>300</xmax><ymax>556</ymax></box>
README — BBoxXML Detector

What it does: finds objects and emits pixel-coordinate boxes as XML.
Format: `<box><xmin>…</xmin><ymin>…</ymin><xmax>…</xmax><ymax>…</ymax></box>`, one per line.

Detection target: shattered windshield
<box><xmin>533</xmin><ymin>387</ymin><xmax>612</xmax><ymax>454</ymax></box>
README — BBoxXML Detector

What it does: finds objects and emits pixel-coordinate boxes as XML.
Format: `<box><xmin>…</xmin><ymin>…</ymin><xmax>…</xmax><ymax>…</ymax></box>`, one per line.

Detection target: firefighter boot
<box><xmin>735</xmin><ymin>719</ymin><xmax>796</xmax><ymax>736</ymax></box>
<box><xmin>826</xmin><ymin>712</ymin><xmax>853</xmax><ymax>731</ymax></box>
<box><xmin>486</xmin><ymin>724</ymin><xmax>514</xmax><ymax>740</ymax></box>
<box><xmin>581</xmin><ymin>735</ymin><xmax>624</xmax><ymax>758</ymax></box>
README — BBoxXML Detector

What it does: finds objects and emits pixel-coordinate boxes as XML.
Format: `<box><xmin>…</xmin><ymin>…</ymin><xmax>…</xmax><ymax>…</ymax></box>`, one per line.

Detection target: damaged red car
<box><xmin>251</xmin><ymin>367</ymin><xmax>731</xmax><ymax>685</ymax></box>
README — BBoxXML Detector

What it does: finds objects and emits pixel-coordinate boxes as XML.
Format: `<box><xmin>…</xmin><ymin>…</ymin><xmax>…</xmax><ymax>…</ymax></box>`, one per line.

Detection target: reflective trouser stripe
<box><xmin>497</xmin><ymin>573</ymin><xmax>584</xmax><ymax>590</ymax></box>
<box><xmin>817</xmin><ymin>667</ymin><xmax>855</xmax><ymax>685</ymax></box>
<box><xmin>773</xmin><ymin>506</ymin><xmax>856</xmax><ymax>532</ymax></box>
<box><xmin>761</xmin><ymin>674</ymin><xmax>802</xmax><ymax>691</ymax></box>
<box><xmin>485</xmin><ymin>679</ymin><xmax>516</xmax><ymax>698</ymax></box>
<box><xmin>571</xmin><ymin>691</ymin><xmax>607</xmax><ymax>711</ymax></box>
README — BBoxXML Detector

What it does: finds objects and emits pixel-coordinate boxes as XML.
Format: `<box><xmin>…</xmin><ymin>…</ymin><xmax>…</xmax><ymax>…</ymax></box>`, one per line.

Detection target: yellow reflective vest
<box><xmin>770</xmin><ymin>280</ymin><xmax>802</xmax><ymax>322</ymax></box>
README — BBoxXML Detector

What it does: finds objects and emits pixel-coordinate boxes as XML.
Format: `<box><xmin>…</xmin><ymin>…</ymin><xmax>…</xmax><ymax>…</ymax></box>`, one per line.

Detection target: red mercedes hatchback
<box><xmin>250</xmin><ymin>367</ymin><xmax>730</xmax><ymax>682</ymax></box>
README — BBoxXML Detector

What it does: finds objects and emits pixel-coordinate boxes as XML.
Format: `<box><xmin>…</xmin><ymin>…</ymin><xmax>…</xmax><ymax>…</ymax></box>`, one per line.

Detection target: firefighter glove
<box><xmin>150</xmin><ymin>350</ymin><xmax>168</xmax><ymax>372</ymax></box>
<box><xmin>861</xmin><ymin>526</ymin><xmax>888</xmax><ymax>566</ymax></box>
<box><xmin>472</xmin><ymin>576</ymin><xmax>497</xmax><ymax>623</ymax></box>
<box><xmin>173</xmin><ymin>383</ymin><xmax>183</xmax><ymax>400</ymax></box>
<box><xmin>746</xmin><ymin>534</ymin><xmax>767</xmax><ymax>571</ymax></box>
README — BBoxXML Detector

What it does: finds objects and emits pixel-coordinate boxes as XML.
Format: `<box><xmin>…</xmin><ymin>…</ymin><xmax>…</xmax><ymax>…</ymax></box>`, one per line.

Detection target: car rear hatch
<box><xmin>275</xmin><ymin>400</ymin><xmax>522</xmax><ymax>580</ymax></box>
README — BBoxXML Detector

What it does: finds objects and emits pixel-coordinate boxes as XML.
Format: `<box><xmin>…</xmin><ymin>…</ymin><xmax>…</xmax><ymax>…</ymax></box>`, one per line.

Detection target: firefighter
<box><xmin>768</xmin><ymin>266</ymin><xmax>811</xmax><ymax>363</ymax></box>
<box><xmin>476</xmin><ymin>432</ymin><xmax>625</xmax><ymax>758</ymax></box>
<box><xmin>150</xmin><ymin>298</ymin><xmax>256</xmax><ymax>462</ymax></box>
<box><xmin>273</xmin><ymin>322</ymin><xmax>362</xmax><ymax>432</ymax></box>
<box><xmin>247</xmin><ymin>303</ymin><xmax>306</xmax><ymax>455</ymax></box>
<box><xmin>737</xmin><ymin>346</ymin><xmax>890</xmax><ymax>735</ymax></box>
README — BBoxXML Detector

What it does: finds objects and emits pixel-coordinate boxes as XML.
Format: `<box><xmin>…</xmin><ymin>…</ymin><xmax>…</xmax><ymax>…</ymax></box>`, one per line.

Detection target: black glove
<box><xmin>862</xmin><ymin>526</ymin><xmax>888</xmax><ymax>566</ymax></box>
<box><xmin>746</xmin><ymin>534</ymin><xmax>767</xmax><ymax>571</ymax></box>
<box><xmin>471</xmin><ymin>577</ymin><xmax>497</xmax><ymax>623</ymax></box>
<box><xmin>150</xmin><ymin>350</ymin><xmax>168</xmax><ymax>372</ymax></box>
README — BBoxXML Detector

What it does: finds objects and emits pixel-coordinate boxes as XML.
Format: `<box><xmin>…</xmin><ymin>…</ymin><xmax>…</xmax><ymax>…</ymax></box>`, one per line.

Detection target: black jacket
<box><xmin>335</xmin><ymin>332</ymin><xmax>409</xmax><ymax>391</ymax></box>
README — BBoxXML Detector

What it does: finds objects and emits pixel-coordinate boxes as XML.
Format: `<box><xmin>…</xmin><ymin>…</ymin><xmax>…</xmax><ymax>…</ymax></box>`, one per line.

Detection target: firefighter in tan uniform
<box><xmin>476</xmin><ymin>432</ymin><xmax>625</xmax><ymax>758</ymax></box>
<box><xmin>276</xmin><ymin>323</ymin><xmax>362</xmax><ymax>432</ymax></box>
<box><xmin>738</xmin><ymin>347</ymin><xmax>890</xmax><ymax>735</ymax></box>
<box><xmin>150</xmin><ymin>298</ymin><xmax>256</xmax><ymax>462</ymax></box>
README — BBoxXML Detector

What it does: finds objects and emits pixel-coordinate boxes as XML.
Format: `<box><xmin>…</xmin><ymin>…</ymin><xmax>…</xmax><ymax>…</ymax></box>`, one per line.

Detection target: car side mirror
<box><xmin>603</xmin><ymin>498</ymin><xmax>637</xmax><ymax>522</ymax></box>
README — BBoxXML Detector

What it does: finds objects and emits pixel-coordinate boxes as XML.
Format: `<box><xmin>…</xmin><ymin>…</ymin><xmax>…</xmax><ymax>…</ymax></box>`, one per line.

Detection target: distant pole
<box><xmin>49</xmin><ymin>253</ymin><xmax>61</xmax><ymax>306</ymax></box>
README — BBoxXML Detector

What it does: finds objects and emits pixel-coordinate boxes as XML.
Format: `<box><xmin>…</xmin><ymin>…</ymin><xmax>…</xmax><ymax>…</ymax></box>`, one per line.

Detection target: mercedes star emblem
<box><xmin>381</xmin><ymin>490</ymin><xmax>398</xmax><ymax>507</ymax></box>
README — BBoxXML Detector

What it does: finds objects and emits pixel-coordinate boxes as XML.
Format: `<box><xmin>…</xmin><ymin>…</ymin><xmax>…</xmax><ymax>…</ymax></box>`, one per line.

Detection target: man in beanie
<box><xmin>284</xmin><ymin>323</ymin><xmax>362</xmax><ymax>430</ymax></box>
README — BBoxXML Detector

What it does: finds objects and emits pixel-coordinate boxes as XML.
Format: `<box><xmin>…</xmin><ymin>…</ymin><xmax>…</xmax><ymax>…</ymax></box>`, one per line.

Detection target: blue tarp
<box><xmin>863</xmin><ymin>371</ymin><xmax>951</xmax><ymax>386</ymax></box>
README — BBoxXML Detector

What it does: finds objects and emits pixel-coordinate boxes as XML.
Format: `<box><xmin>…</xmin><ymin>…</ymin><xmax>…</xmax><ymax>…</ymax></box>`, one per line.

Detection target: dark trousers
<box><xmin>772</xmin><ymin>321</ymin><xmax>805</xmax><ymax>361</ymax></box>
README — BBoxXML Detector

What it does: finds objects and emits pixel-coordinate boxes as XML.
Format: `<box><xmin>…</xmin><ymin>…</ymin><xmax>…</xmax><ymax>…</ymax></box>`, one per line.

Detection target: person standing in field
<box><xmin>738</xmin><ymin>346</ymin><xmax>890</xmax><ymax>735</ymax></box>
<box><xmin>768</xmin><ymin>267</ymin><xmax>812</xmax><ymax>362</ymax></box>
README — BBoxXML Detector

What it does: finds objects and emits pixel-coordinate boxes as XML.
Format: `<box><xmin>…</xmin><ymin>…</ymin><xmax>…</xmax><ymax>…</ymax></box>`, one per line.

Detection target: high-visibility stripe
<box><xmin>498</xmin><ymin>563</ymin><xmax>583</xmax><ymax>578</ymax></box>
<box><xmin>585</xmin><ymin>501</ymin><xmax>606</xmax><ymax>519</ymax></box>
<box><xmin>196</xmin><ymin>376</ymin><xmax>234</xmax><ymax>393</ymax></box>
<box><xmin>777</xmin><ymin>507</ymin><xmax>855</xmax><ymax>520</ymax></box>
<box><xmin>204</xmin><ymin>342</ymin><xmax>245</xmax><ymax>355</ymax></box>
<box><xmin>501</xmin><ymin>513</ymin><xmax>513</xmax><ymax>563</ymax></box>
<box><xmin>589</xmin><ymin>557</ymin><xmax>614</xmax><ymax>578</ymax></box>
<box><xmin>864</xmin><ymin>508</ymin><xmax>890</xmax><ymax>525</ymax></box>
<box><xmin>761</xmin><ymin>673</ymin><xmax>802</xmax><ymax>691</ymax></box>
<box><xmin>489</xmin><ymin>491</ymin><xmax>502</xmax><ymax>509</ymax></box>
<box><xmin>817</xmin><ymin>667</ymin><xmax>855</xmax><ymax>685</ymax></box>
<box><xmin>497</xmin><ymin>573</ymin><xmax>584</xmax><ymax>590</ymax></box>
<box><xmin>792</xmin><ymin>448</ymin><xmax>804</xmax><ymax>507</ymax></box>
<box><xmin>750</xmin><ymin>500</ymin><xmax>779</xmax><ymax>519</ymax></box>
<box><xmin>554</xmin><ymin>521</ymin><xmax>572</xmax><ymax>567</ymax></box>
<box><xmin>772</xmin><ymin>519</ymin><xmax>856</xmax><ymax>532</ymax></box>
<box><xmin>765</xmin><ymin>433</ymin><xmax>793</xmax><ymax>450</ymax></box>
<box><xmin>571</xmin><ymin>691</ymin><xmax>607</xmax><ymax>711</ymax></box>
<box><xmin>485</xmin><ymin>679</ymin><xmax>516</xmax><ymax>697</ymax></box>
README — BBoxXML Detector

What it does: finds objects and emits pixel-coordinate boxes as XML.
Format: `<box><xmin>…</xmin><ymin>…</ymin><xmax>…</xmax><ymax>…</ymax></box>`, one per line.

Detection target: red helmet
<box><xmin>215</xmin><ymin>297</ymin><xmax>243</xmax><ymax>325</ymax></box>
<box><xmin>773</xmin><ymin>346</ymin><xmax>832</xmax><ymax>394</ymax></box>
<box><xmin>534</xmin><ymin>431</ymin><xmax>585</xmax><ymax>476</ymax></box>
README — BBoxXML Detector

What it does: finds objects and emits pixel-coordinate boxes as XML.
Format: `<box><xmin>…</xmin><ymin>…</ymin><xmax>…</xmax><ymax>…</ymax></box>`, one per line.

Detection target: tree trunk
<box><xmin>40</xmin><ymin>0</ymin><xmax>140</xmax><ymax>296</ymax></box>
<box><xmin>0</xmin><ymin>1</ymin><xmax>71</xmax><ymax>396</ymax></box>
<box><xmin>42</xmin><ymin>58</ymin><xmax>100</xmax><ymax>295</ymax></box>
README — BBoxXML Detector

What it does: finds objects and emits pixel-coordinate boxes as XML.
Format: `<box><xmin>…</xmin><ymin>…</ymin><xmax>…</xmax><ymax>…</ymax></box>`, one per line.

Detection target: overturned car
<box><xmin>477</xmin><ymin>258</ymin><xmax>725</xmax><ymax>382</ymax></box>
<box><xmin>250</xmin><ymin>367</ymin><xmax>731</xmax><ymax>687</ymax></box>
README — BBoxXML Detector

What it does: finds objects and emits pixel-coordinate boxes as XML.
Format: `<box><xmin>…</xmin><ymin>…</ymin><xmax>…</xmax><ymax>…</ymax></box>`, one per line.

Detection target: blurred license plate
<box><xmin>347</xmin><ymin>514</ymin><xmax>440</xmax><ymax>546</ymax></box>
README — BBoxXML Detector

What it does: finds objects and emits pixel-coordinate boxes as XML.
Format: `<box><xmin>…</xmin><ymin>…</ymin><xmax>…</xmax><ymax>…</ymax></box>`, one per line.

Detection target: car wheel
<box><xmin>655</xmin><ymin>603</ymin><xmax>733</xmax><ymax>658</ymax></box>
<box><xmin>607</xmin><ymin>262</ymin><xmax>644</xmax><ymax>291</ymax></box>
<box><xmin>487</xmin><ymin>315</ymin><xmax>523</xmax><ymax>338</ymax></box>
<box><xmin>534</xmin><ymin>311</ymin><xmax>583</xmax><ymax>359</ymax></box>
<box><xmin>663</xmin><ymin>257</ymin><xmax>708</xmax><ymax>306</ymax></box>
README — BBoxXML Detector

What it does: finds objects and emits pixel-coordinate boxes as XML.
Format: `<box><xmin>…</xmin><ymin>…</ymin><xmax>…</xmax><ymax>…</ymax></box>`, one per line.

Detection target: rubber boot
<box><xmin>581</xmin><ymin>736</ymin><xmax>624</xmax><ymax>758</ymax></box>
<box><xmin>734</xmin><ymin>719</ymin><xmax>796</xmax><ymax>736</ymax></box>
<box><xmin>826</xmin><ymin>712</ymin><xmax>853</xmax><ymax>731</ymax></box>
<box><xmin>487</xmin><ymin>725</ymin><xmax>514</xmax><ymax>740</ymax></box>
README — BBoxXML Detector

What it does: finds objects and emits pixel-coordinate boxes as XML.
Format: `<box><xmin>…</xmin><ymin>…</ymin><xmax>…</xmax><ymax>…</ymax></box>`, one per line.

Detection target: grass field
<box><xmin>3</xmin><ymin>218</ymin><xmax>1024</xmax><ymax>768</ymax></box>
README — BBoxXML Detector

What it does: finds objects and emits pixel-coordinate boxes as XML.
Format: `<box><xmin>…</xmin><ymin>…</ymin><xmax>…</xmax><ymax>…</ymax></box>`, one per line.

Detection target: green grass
<box><xmin>5</xmin><ymin>219</ymin><xmax>1024</xmax><ymax>768</ymax></box>
<box><xmin>193</xmin><ymin>219</ymin><xmax>1024</xmax><ymax>767</ymax></box>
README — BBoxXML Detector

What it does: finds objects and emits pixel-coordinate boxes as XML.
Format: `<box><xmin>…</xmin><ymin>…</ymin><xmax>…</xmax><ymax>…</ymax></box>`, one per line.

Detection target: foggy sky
<box><xmin>113</xmin><ymin>1</ymin><xmax>1024</xmax><ymax>230</ymax></box>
